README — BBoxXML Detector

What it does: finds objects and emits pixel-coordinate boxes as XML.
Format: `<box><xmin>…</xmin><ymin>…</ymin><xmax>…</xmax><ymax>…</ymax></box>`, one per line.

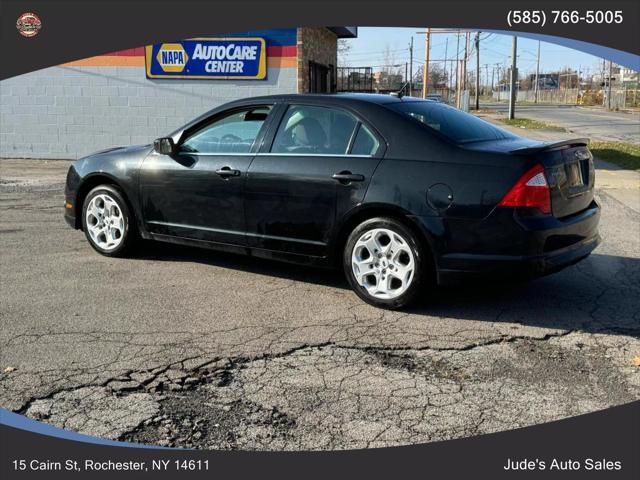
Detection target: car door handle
<box><xmin>215</xmin><ymin>166</ymin><xmax>241</xmax><ymax>178</ymax></box>
<box><xmin>332</xmin><ymin>172</ymin><xmax>365</xmax><ymax>183</ymax></box>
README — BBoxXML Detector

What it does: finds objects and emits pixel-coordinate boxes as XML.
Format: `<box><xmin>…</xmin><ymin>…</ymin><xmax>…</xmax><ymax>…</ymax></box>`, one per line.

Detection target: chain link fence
<box><xmin>492</xmin><ymin>88</ymin><xmax>579</xmax><ymax>104</ymax></box>
<box><xmin>492</xmin><ymin>88</ymin><xmax>638</xmax><ymax>110</ymax></box>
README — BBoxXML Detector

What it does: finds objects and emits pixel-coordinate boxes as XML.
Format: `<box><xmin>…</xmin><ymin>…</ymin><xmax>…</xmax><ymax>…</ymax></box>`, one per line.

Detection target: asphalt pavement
<box><xmin>1</xmin><ymin>158</ymin><xmax>638</xmax><ymax>450</ymax></box>
<box><xmin>481</xmin><ymin>103</ymin><xmax>640</xmax><ymax>144</ymax></box>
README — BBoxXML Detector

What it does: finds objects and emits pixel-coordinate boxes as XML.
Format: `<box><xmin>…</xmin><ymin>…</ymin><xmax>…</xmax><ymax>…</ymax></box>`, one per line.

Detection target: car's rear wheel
<box><xmin>82</xmin><ymin>185</ymin><xmax>135</xmax><ymax>257</ymax></box>
<box><xmin>344</xmin><ymin>217</ymin><xmax>426</xmax><ymax>309</ymax></box>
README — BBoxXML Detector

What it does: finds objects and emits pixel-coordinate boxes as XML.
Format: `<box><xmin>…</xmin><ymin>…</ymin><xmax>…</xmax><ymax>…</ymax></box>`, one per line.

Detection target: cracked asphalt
<box><xmin>1</xmin><ymin>158</ymin><xmax>638</xmax><ymax>450</ymax></box>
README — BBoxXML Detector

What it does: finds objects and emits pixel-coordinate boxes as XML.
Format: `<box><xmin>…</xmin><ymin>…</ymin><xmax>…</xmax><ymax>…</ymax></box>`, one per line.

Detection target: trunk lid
<box><xmin>514</xmin><ymin>139</ymin><xmax>594</xmax><ymax>218</ymax></box>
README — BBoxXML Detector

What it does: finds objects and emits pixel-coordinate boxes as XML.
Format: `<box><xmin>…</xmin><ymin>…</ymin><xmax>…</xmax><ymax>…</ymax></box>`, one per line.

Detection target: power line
<box><xmin>343</xmin><ymin>48</ymin><xmax>409</xmax><ymax>58</ymax></box>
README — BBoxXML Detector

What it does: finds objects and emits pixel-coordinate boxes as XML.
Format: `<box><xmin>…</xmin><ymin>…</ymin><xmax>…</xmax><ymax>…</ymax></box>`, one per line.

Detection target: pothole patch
<box><xmin>25</xmin><ymin>386</ymin><xmax>159</xmax><ymax>439</ymax></box>
<box><xmin>22</xmin><ymin>335</ymin><xmax>639</xmax><ymax>450</ymax></box>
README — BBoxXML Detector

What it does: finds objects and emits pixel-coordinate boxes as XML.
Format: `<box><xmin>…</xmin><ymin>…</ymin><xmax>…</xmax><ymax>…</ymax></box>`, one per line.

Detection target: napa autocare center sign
<box><xmin>145</xmin><ymin>38</ymin><xmax>267</xmax><ymax>79</ymax></box>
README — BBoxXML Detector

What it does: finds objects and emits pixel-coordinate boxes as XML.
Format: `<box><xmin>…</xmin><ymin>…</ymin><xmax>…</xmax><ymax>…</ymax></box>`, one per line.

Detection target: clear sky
<box><xmin>341</xmin><ymin>27</ymin><xmax>610</xmax><ymax>84</ymax></box>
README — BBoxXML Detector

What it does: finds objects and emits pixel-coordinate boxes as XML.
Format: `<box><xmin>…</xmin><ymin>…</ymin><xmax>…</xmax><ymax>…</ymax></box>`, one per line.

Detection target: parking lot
<box><xmin>1</xmin><ymin>158</ymin><xmax>638</xmax><ymax>450</ymax></box>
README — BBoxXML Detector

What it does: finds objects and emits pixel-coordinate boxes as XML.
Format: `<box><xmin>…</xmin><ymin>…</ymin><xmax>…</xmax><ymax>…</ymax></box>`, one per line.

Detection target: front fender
<box><xmin>65</xmin><ymin>144</ymin><xmax>152</xmax><ymax>229</ymax></box>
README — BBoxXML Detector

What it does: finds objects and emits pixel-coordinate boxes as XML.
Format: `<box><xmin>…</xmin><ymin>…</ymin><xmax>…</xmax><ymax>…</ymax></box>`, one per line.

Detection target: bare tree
<box><xmin>373</xmin><ymin>43</ymin><xmax>403</xmax><ymax>90</ymax></box>
<box><xmin>382</xmin><ymin>44</ymin><xmax>401</xmax><ymax>76</ymax></box>
<box><xmin>429</xmin><ymin>63</ymin><xmax>448</xmax><ymax>88</ymax></box>
<box><xmin>558</xmin><ymin>68</ymin><xmax>579</xmax><ymax>89</ymax></box>
<box><xmin>497</xmin><ymin>67</ymin><xmax>510</xmax><ymax>86</ymax></box>
<box><xmin>337</xmin><ymin>39</ymin><xmax>352</xmax><ymax>67</ymax></box>
<box><xmin>415</xmin><ymin>64</ymin><xmax>448</xmax><ymax>89</ymax></box>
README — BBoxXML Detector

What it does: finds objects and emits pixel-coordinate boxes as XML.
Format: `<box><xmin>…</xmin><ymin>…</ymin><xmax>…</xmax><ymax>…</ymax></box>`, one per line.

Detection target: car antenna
<box><xmin>390</xmin><ymin>91</ymin><xmax>404</xmax><ymax>98</ymax></box>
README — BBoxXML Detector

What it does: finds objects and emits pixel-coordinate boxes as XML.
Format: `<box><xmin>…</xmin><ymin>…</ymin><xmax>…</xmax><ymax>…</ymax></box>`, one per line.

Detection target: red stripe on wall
<box><xmin>267</xmin><ymin>45</ymin><xmax>297</xmax><ymax>57</ymax></box>
<box><xmin>108</xmin><ymin>47</ymin><xmax>145</xmax><ymax>57</ymax></box>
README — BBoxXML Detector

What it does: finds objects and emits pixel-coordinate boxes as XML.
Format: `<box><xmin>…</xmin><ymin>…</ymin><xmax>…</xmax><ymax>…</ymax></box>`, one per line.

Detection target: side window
<box><xmin>271</xmin><ymin>105</ymin><xmax>357</xmax><ymax>154</ymax></box>
<box><xmin>351</xmin><ymin>124</ymin><xmax>380</xmax><ymax>156</ymax></box>
<box><xmin>181</xmin><ymin>106</ymin><xmax>271</xmax><ymax>154</ymax></box>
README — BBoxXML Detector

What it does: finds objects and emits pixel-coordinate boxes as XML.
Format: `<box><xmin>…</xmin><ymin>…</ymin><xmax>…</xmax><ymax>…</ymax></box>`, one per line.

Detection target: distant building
<box><xmin>619</xmin><ymin>67</ymin><xmax>639</xmax><ymax>84</ymax></box>
<box><xmin>591</xmin><ymin>65</ymin><xmax>638</xmax><ymax>86</ymax></box>
<box><xmin>528</xmin><ymin>73</ymin><xmax>560</xmax><ymax>90</ymax></box>
<box><xmin>373</xmin><ymin>71</ymin><xmax>403</xmax><ymax>91</ymax></box>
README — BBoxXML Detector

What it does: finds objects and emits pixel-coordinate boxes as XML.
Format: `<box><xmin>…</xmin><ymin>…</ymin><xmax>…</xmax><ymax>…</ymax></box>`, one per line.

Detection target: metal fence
<box><xmin>492</xmin><ymin>88</ymin><xmax>579</xmax><ymax>104</ymax></box>
<box><xmin>337</xmin><ymin>67</ymin><xmax>374</xmax><ymax>93</ymax></box>
<box><xmin>602</xmin><ymin>89</ymin><xmax>639</xmax><ymax>109</ymax></box>
<box><xmin>459</xmin><ymin>90</ymin><xmax>470</xmax><ymax>112</ymax></box>
<box><xmin>492</xmin><ymin>88</ymin><xmax>639</xmax><ymax>109</ymax></box>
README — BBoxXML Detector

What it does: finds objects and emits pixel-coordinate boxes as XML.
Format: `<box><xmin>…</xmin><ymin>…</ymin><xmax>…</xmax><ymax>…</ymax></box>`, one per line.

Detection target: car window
<box><xmin>181</xmin><ymin>107</ymin><xmax>271</xmax><ymax>154</ymax></box>
<box><xmin>271</xmin><ymin>105</ymin><xmax>358</xmax><ymax>154</ymax></box>
<box><xmin>351</xmin><ymin>124</ymin><xmax>379</xmax><ymax>156</ymax></box>
<box><xmin>388</xmin><ymin>101</ymin><xmax>516</xmax><ymax>144</ymax></box>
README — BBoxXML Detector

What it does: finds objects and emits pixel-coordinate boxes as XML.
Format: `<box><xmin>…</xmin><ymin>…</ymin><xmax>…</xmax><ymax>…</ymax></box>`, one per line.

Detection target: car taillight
<box><xmin>498</xmin><ymin>164</ymin><xmax>551</xmax><ymax>214</ymax></box>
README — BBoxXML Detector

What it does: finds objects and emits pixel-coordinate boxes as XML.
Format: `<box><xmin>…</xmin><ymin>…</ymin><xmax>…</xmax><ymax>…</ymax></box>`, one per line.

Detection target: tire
<box><xmin>81</xmin><ymin>185</ymin><xmax>136</xmax><ymax>257</ymax></box>
<box><xmin>343</xmin><ymin>217</ymin><xmax>427</xmax><ymax>309</ymax></box>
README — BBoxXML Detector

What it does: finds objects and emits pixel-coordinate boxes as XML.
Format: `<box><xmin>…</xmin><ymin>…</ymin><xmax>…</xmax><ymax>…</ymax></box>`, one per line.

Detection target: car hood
<box><xmin>79</xmin><ymin>144</ymin><xmax>152</xmax><ymax>160</ymax></box>
<box><xmin>73</xmin><ymin>144</ymin><xmax>154</xmax><ymax>177</ymax></box>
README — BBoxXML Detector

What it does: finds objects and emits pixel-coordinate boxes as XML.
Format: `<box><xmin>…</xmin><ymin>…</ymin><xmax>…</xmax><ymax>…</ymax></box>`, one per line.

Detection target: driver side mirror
<box><xmin>153</xmin><ymin>137</ymin><xmax>177</xmax><ymax>156</ymax></box>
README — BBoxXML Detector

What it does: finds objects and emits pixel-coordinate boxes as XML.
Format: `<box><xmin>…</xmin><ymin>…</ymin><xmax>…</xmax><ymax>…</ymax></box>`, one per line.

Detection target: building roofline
<box><xmin>326</xmin><ymin>27</ymin><xmax>358</xmax><ymax>38</ymax></box>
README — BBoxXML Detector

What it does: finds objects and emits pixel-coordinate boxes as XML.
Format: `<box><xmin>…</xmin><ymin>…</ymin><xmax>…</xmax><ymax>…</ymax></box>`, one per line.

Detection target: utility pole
<box><xmin>455</xmin><ymin>32</ymin><xmax>461</xmax><ymax>107</ymax></box>
<box><xmin>607</xmin><ymin>60</ymin><xmax>613</xmax><ymax>110</ymax></box>
<box><xmin>405</xmin><ymin>62</ymin><xmax>408</xmax><ymax>93</ymax></box>
<box><xmin>534</xmin><ymin>40</ymin><xmax>540</xmax><ymax>103</ymax></box>
<box><xmin>508</xmin><ymin>36</ymin><xmax>518</xmax><ymax>120</ymax></box>
<box><xmin>474</xmin><ymin>32</ymin><xmax>480</xmax><ymax>110</ymax></box>
<box><xmin>463</xmin><ymin>32</ymin><xmax>469</xmax><ymax>91</ymax></box>
<box><xmin>443</xmin><ymin>37</ymin><xmax>449</xmax><ymax>102</ymax></box>
<box><xmin>577</xmin><ymin>65</ymin><xmax>582</xmax><ymax>105</ymax></box>
<box><xmin>422</xmin><ymin>28</ymin><xmax>431</xmax><ymax>98</ymax></box>
<box><xmin>409</xmin><ymin>37</ymin><xmax>414</xmax><ymax>96</ymax></box>
<box><xmin>492</xmin><ymin>63</ymin><xmax>499</xmax><ymax>92</ymax></box>
<box><xmin>601</xmin><ymin>60</ymin><xmax>607</xmax><ymax>107</ymax></box>
<box><xmin>484</xmin><ymin>64</ymin><xmax>489</xmax><ymax>96</ymax></box>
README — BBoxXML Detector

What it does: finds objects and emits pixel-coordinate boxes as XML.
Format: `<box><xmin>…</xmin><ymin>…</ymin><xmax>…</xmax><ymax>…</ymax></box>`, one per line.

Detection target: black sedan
<box><xmin>64</xmin><ymin>94</ymin><xmax>600</xmax><ymax>309</ymax></box>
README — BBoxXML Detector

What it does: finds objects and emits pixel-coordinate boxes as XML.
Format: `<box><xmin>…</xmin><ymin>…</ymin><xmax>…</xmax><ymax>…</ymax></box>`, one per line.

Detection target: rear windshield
<box><xmin>388</xmin><ymin>101</ymin><xmax>516</xmax><ymax>144</ymax></box>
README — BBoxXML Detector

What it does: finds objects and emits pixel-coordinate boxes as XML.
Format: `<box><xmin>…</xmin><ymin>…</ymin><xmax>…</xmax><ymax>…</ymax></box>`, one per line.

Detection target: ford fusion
<box><xmin>64</xmin><ymin>94</ymin><xmax>600</xmax><ymax>309</ymax></box>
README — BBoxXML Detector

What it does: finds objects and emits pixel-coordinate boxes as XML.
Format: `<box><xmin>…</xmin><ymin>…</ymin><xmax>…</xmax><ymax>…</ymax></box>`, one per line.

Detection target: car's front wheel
<box><xmin>344</xmin><ymin>217</ymin><xmax>426</xmax><ymax>309</ymax></box>
<box><xmin>81</xmin><ymin>185</ymin><xmax>136</xmax><ymax>257</ymax></box>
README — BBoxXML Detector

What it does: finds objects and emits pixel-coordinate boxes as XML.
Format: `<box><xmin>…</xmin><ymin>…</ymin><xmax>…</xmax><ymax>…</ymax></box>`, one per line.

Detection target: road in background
<box><xmin>481</xmin><ymin>103</ymin><xmax>640</xmax><ymax>144</ymax></box>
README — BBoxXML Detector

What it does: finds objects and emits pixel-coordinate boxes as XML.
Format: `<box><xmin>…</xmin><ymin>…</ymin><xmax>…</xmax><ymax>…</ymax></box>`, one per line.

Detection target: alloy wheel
<box><xmin>351</xmin><ymin>228</ymin><xmax>415</xmax><ymax>300</ymax></box>
<box><xmin>85</xmin><ymin>193</ymin><xmax>126</xmax><ymax>251</ymax></box>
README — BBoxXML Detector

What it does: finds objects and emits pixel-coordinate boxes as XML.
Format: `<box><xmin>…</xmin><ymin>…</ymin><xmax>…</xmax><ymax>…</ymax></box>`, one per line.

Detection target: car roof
<box><xmin>173</xmin><ymin>93</ymin><xmax>435</xmax><ymax>140</ymax></box>
<box><xmin>226</xmin><ymin>92</ymin><xmax>428</xmax><ymax>107</ymax></box>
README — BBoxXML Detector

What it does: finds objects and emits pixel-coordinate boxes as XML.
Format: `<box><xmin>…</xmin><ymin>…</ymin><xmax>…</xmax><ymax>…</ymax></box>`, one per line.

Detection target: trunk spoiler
<box><xmin>510</xmin><ymin>138</ymin><xmax>590</xmax><ymax>155</ymax></box>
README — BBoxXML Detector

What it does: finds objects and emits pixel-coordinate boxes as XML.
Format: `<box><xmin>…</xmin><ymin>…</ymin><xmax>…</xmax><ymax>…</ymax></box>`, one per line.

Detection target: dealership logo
<box><xmin>16</xmin><ymin>12</ymin><xmax>41</xmax><ymax>38</ymax></box>
<box><xmin>155</xmin><ymin>43</ymin><xmax>189</xmax><ymax>73</ymax></box>
<box><xmin>146</xmin><ymin>38</ymin><xmax>267</xmax><ymax>80</ymax></box>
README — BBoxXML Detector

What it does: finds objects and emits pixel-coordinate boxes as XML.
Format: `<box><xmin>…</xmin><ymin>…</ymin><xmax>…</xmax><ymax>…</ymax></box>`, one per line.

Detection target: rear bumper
<box><xmin>430</xmin><ymin>201</ymin><xmax>601</xmax><ymax>285</ymax></box>
<box><xmin>437</xmin><ymin>233</ymin><xmax>600</xmax><ymax>285</ymax></box>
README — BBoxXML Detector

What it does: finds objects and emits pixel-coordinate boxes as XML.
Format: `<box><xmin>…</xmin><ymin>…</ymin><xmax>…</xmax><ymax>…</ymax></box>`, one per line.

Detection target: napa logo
<box><xmin>146</xmin><ymin>38</ymin><xmax>267</xmax><ymax>80</ymax></box>
<box><xmin>156</xmin><ymin>43</ymin><xmax>189</xmax><ymax>73</ymax></box>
